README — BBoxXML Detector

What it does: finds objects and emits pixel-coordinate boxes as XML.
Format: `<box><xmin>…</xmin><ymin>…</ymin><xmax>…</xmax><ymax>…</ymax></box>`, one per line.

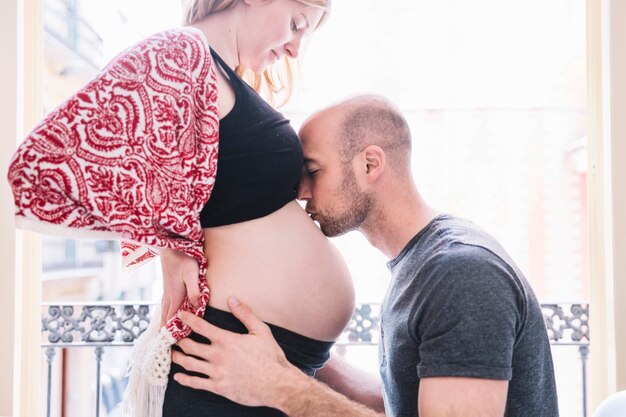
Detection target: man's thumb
<box><xmin>228</xmin><ymin>297</ymin><xmax>267</xmax><ymax>334</ymax></box>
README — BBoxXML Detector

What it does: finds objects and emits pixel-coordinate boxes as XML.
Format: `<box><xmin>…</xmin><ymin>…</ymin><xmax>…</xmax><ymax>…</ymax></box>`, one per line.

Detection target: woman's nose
<box><xmin>285</xmin><ymin>36</ymin><xmax>302</xmax><ymax>59</ymax></box>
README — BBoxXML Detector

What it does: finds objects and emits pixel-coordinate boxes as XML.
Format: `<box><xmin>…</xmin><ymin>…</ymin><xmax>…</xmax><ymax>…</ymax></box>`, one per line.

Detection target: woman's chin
<box><xmin>251</xmin><ymin>57</ymin><xmax>277</xmax><ymax>73</ymax></box>
<box><xmin>252</xmin><ymin>63</ymin><xmax>270</xmax><ymax>73</ymax></box>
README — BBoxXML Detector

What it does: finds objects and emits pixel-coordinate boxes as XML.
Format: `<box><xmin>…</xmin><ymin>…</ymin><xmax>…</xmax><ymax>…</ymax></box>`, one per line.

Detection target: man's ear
<box><xmin>360</xmin><ymin>145</ymin><xmax>386</xmax><ymax>183</ymax></box>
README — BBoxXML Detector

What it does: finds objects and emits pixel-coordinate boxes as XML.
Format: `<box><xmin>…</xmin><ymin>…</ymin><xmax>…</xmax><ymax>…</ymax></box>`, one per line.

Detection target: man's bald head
<box><xmin>333</xmin><ymin>95</ymin><xmax>412</xmax><ymax>171</ymax></box>
<box><xmin>299</xmin><ymin>95</ymin><xmax>413</xmax><ymax>180</ymax></box>
<box><xmin>297</xmin><ymin>95</ymin><xmax>414</xmax><ymax>236</ymax></box>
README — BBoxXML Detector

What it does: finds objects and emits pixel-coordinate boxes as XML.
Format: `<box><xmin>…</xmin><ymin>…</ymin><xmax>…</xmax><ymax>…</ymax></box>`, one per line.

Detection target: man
<box><xmin>171</xmin><ymin>95</ymin><xmax>559</xmax><ymax>417</ymax></box>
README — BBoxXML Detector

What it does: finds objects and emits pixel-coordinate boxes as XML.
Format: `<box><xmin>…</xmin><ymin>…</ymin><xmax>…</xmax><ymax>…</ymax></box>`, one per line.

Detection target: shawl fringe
<box><xmin>122</xmin><ymin>305</ymin><xmax>175</xmax><ymax>417</ymax></box>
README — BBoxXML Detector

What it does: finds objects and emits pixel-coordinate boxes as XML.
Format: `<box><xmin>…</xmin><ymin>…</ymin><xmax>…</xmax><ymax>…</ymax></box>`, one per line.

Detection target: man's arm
<box><xmin>315</xmin><ymin>353</ymin><xmax>385</xmax><ymax>412</ymax></box>
<box><xmin>172</xmin><ymin>299</ymin><xmax>508</xmax><ymax>417</ymax></box>
<box><xmin>418</xmin><ymin>377</ymin><xmax>508</xmax><ymax>417</ymax></box>
<box><xmin>172</xmin><ymin>298</ymin><xmax>384</xmax><ymax>417</ymax></box>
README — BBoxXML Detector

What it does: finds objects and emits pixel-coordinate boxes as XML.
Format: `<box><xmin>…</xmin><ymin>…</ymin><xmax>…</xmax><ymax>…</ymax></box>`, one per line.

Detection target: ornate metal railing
<box><xmin>542</xmin><ymin>303</ymin><xmax>590</xmax><ymax>417</ymax></box>
<box><xmin>42</xmin><ymin>303</ymin><xmax>152</xmax><ymax>347</ymax></box>
<box><xmin>42</xmin><ymin>302</ymin><xmax>589</xmax><ymax>417</ymax></box>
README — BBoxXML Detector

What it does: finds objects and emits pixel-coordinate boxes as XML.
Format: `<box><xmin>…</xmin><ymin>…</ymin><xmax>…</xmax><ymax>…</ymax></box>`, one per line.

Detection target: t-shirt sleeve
<box><xmin>412</xmin><ymin>244</ymin><xmax>525</xmax><ymax>381</ymax></box>
<box><xmin>7</xmin><ymin>29</ymin><xmax>219</xmax><ymax>266</ymax></box>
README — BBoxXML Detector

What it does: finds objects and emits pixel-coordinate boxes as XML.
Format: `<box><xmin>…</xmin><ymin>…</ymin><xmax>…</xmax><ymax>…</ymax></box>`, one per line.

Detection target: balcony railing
<box><xmin>41</xmin><ymin>302</ymin><xmax>589</xmax><ymax>417</ymax></box>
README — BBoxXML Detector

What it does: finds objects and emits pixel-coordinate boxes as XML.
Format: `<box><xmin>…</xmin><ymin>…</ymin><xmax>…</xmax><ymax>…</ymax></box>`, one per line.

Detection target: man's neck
<box><xmin>359</xmin><ymin>187</ymin><xmax>440</xmax><ymax>259</ymax></box>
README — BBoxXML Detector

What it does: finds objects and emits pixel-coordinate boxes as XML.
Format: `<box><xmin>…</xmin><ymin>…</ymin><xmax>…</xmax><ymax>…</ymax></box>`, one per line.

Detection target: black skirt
<box><xmin>163</xmin><ymin>305</ymin><xmax>335</xmax><ymax>416</ymax></box>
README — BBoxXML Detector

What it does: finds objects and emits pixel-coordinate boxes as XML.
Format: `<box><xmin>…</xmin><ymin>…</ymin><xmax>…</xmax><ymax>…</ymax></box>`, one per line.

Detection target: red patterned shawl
<box><xmin>7</xmin><ymin>27</ymin><xmax>219</xmax><ymax>415</ymax></box>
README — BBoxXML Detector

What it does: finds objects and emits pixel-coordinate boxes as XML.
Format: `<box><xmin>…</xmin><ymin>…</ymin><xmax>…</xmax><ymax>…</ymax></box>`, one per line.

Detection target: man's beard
<box><xmin>319</xmin><ymin>170</ymin><xmax>372</xmax><ymax>238</ymax></box>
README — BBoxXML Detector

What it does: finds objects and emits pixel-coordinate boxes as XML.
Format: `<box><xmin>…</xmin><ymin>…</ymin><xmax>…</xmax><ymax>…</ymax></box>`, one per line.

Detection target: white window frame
<box><xmin>587</xmin><ymin>0</ymin><xmax>626</xmax><ymax>409</ymax></box>
<box><xmin>0</xmin><ymin>0</ymin><xmax>624</xmax><ymax>414</ymax></box>
<box><xmin>0</xmin><ymin>0</ymin><xmax>43</xmax><ymax>416</ymax></box>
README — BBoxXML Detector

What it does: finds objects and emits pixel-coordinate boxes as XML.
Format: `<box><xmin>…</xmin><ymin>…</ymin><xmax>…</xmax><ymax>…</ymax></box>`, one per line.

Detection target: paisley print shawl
<box><xmin>7</xmin><ymin>29</ymin><xmax>219</xmax><ymax>413</ymax></box>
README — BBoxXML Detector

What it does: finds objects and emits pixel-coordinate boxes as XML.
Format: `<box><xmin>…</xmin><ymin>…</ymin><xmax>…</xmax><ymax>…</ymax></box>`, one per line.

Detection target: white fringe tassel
<box><xmin>121</xmin><ymin>305</ymin><xmax>175</xmax><ymax>417</ymax></box>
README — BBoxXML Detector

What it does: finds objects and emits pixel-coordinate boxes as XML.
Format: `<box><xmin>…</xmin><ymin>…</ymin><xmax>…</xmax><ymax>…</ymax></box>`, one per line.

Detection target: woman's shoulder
<box><xmin>104</xmin><ymin>26</ymin><xmax>215</xmax><ymax>83</ymax></box>
<box><xmin>133</xmin><ymin>26</ymin><xmax>211</xmax><ymax>54</ymax></box>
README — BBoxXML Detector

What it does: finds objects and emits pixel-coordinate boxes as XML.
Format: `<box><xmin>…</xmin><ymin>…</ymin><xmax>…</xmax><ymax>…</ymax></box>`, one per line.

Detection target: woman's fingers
<box><xmin>160</xmin><ymin>247</ymin><xmax>201</xmax><ymax>313</ymax></box>
<box><xmin>167</xmin><ymin>286</ymin><xmax>185</xmax><ymax>322</ymax></box>
<box><xmin>183</xmin><ymin>267</ymin><xmax>201</xmax><ymax>309</ymax></box>
<box><xmin>161</xmin><ymin>298</ymin><xmax>170</xmax><ymax>327</ymax></box>
<box><xmin>160</xmin><ymin>249</ymin><xmax>199</xmax><ymax>325</ymax></box>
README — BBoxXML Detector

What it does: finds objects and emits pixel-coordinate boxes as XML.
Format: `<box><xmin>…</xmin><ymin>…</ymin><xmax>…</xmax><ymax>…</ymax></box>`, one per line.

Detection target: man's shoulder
<box><xmin>423</xmin><ymin>215</ymin><xmax>517</xmax><ymax>267</ymax></box>
<box><xmin>408</xmin><ymin>215</ymin><xmax>506</xmax><ymax>264</ymax></box>
<box><xmin>396</xmin><ymin>216</ymin><xmax>523</xmax><ymax>294</ymax></box>
<box><xmin>426</xmin><ymin>214</ymin><xmax>499</xmax><ymax>246</ymax></box>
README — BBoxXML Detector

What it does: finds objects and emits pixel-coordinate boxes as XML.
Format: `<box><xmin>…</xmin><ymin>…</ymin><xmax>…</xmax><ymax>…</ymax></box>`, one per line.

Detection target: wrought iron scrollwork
<box><xmin>40</xmin><ymin>301</ymin><xmax>591</xmax><ymax>417</ymax></box>
<box><xmin>41</xmin><ymin>303</ymin><xmax>153</xmax><ymax>346</ymax></box>
<box><xmin>541</xmin><ymin>303</ymin><xmax>590</xmax><ymax>344</ymax></box>
<box><xmin>338</xmin><ymin>303</ymin><xmax>382</xmax><ymax>345</ymax></box>
<box><xmin>42</xmin><ymin>302</ymin><xmax>589</xmax><ymax>346</ymax></box>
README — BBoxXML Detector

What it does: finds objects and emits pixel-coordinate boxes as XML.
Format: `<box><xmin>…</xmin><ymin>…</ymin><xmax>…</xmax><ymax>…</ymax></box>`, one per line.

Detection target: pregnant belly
<box><xmin>202</xmin><ymin>201</ymin><xmax>356</xmax><ymax>342</ymax></box>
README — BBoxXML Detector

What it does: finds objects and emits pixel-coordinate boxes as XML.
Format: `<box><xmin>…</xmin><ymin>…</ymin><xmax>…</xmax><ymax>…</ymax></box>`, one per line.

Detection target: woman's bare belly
<box><xmin>203</xmin><ymin>200</ymin><xmax>355</xmax><ymax>342</ymax></box>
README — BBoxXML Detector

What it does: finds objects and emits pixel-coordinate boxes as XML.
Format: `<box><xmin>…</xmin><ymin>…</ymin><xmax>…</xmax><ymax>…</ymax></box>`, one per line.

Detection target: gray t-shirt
<box><xmin>379</xmin><ymin>214</ymin><xmax>558</xmax><ymax>417</ymax></box>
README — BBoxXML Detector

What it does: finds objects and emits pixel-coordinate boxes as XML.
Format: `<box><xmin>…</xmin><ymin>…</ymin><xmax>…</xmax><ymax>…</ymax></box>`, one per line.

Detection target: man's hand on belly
<box><xmin>172</xmin><ymin>298</ymin><xmax>384</xmax><ymax>417</ymax></box>
<box><xmin>172</xmin><ymin>298</ymin><xmax>298</xmax><ymax>408</ymax></box>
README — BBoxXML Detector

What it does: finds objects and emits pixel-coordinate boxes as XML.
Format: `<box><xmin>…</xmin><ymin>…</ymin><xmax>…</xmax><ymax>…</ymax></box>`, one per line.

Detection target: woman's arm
<box><xmin>7</xmin><ymin>28</ymin><xmax>218</xmax><ymax>253</ymax></box>
<box><xmin>7</xmin><ymin>28</ymin><xmax>220</xmax><ymax>336</ymax></box>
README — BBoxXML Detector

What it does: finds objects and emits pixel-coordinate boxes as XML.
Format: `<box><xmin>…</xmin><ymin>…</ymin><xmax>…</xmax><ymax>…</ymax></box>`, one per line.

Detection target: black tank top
<box><xmin>199</xmin><ymin>49</ymin><xmax>303</xmax><ymax>228</ymax></box>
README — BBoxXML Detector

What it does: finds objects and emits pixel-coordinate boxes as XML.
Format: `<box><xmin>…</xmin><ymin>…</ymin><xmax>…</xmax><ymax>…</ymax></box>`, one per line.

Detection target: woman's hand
<box><xmin>159</xmin><ymin>248</ymin><xmax>201</xmax><ymax>327</ymax></box>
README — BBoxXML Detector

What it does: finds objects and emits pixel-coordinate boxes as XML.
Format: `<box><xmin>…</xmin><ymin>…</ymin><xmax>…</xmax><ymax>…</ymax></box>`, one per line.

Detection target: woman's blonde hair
<box><xmin>183</xmin><ymin>0</ymin><xmax>330</xmax><ymax>106</ymax></box>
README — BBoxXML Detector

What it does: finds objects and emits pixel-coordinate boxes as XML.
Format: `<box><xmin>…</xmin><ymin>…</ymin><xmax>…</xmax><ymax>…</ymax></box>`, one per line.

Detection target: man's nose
<box><xmin>297</xmin><ymin>178</ymin><xmax>311</xmax><ymax>201</ymax></box>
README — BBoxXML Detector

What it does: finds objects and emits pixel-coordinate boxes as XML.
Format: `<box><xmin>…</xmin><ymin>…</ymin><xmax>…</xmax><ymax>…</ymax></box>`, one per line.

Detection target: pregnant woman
<box><xmin>8</xmin><ymin>0</ymin><xmax>354</xmax><ymax>416</ymax></box>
